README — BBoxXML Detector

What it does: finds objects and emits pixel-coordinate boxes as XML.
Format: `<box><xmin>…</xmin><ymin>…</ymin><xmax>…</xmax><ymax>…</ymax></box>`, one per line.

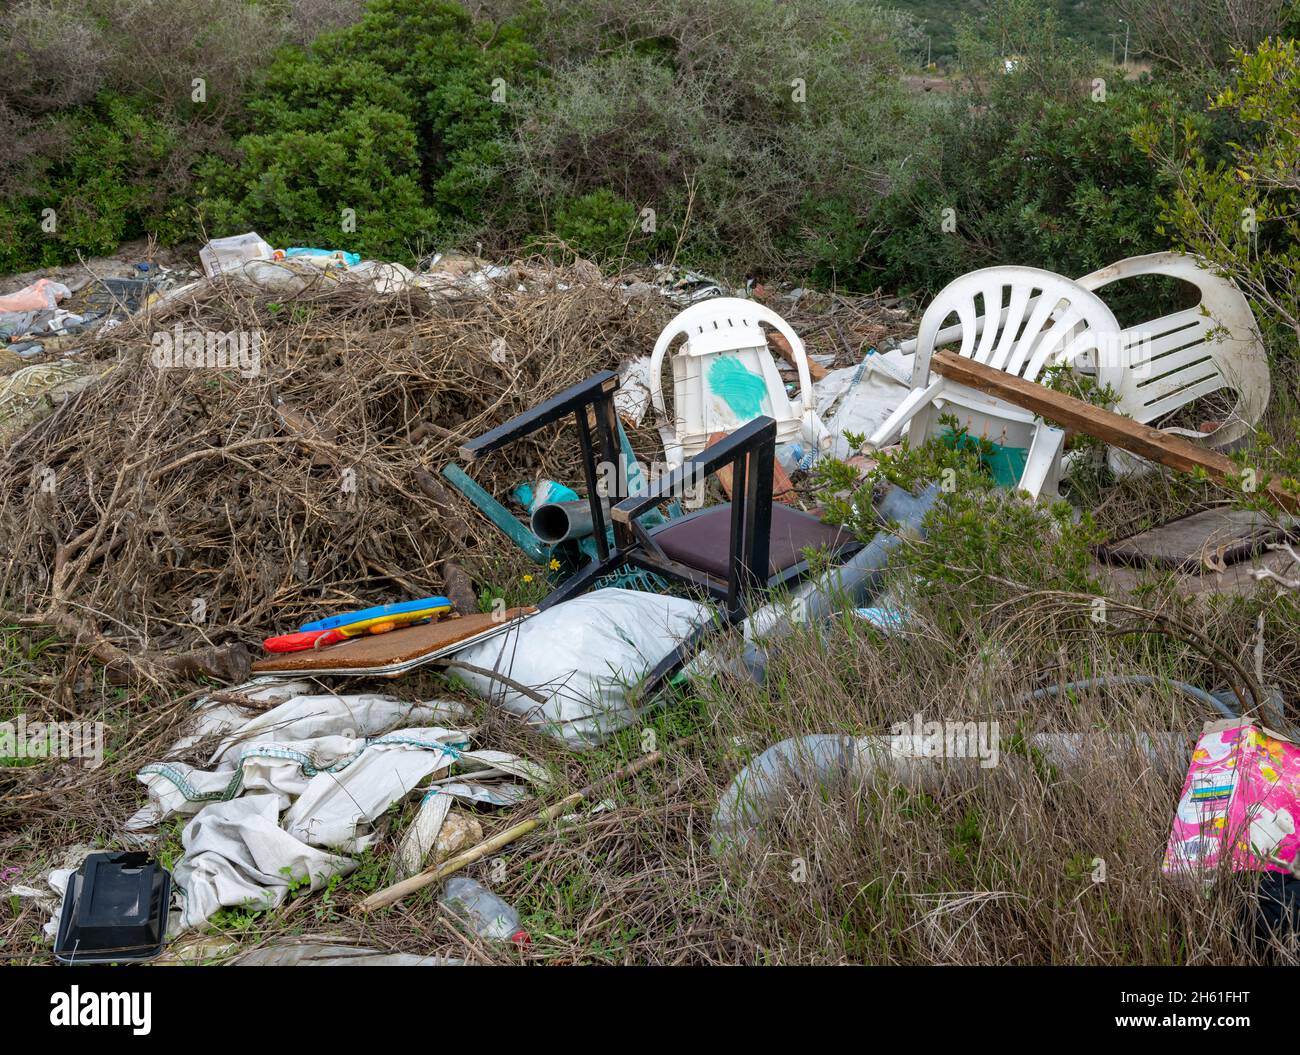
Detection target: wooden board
<box><xmin>769</xmin><ymin>331</ymin><xmax>828</xmax><ymax>381</ymax></box>
<box><xmin>1098</xmin><ymin>508</ymin><xmax>1294</xmax><ymax>573</ymax></box>
<box><xmin>930</xmin><ymin>350</ymin><xmax>1300</xmax><ymax>514</ymax></box>
<box><xmin>708</xmin><ymin>431</ymin><xmax>797</xmax><ymax>504</ymax></box>
<box><xmin>251</xmin><ymin>608</ymin><xmax>537</xmax><ymax>676</ymax></box>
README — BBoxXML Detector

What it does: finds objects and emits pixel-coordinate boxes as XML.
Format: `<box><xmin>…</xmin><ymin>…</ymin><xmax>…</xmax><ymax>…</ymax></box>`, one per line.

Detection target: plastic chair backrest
<box><xmin>649</xmin><ymin>298</ymin><xmax>813</xmax><ymax>454</ymax></box>
<box><xmin>1075</xmin><ymin>252</ymin><xmax>1268</xmax><ymax>446</ymax></box>
<box><xmin>912</xmin><ymin>266</ymin><xmax>1124</xmax><ymax>393</ymax></box>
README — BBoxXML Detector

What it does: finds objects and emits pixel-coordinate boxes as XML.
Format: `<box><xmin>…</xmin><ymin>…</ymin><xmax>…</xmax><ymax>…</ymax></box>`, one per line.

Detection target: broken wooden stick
<box><xmin>769</xmin><ymin>330</ymin><xmax>827</xmax><ymax>381</ymax></box>
<box><xmin>707</xmin><ymin>431</ymin><xmax>797</xmax><ymax>504</ymax></box>
<box><xmin>931</xmin><ymin>350</ymin><xmax>1300</xmax><ymax>514</ymax></box>
<box><xmin>356</xmin><ymin>744</ymin><xmax>676</xmax><ymax>913</ymax></box>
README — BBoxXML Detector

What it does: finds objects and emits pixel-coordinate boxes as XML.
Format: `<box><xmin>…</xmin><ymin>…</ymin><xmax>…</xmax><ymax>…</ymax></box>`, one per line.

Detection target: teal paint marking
<box><xmin>707</xmin><ymin>355</ymin><xmax>769</xmax><ymax>418</ymax></box>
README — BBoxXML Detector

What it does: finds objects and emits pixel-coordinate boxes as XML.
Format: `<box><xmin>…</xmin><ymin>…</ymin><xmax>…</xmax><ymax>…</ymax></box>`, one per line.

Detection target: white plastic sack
<box><xmin>615</xmin><ymin>355</ymin><xmax>655</xmax><ymax>426</ymax></box>
<box><xmin>814</xmin><ymin>350</ymin><xmax>914</xmax><ymax>460</ymax></box>
<box><xmin>173</xmin><ymin>795</ymin><xmax>355</xmax><ymax>931</ymax></box>
<box><xmin>451</xmin><ymin>588</ymin><xmax>712</xmax><ymax>747</ymax></box>
<box><xmin>200</xmin><ymin>232</ymin><xmax>272</xmax><ymax>278</ymax></box>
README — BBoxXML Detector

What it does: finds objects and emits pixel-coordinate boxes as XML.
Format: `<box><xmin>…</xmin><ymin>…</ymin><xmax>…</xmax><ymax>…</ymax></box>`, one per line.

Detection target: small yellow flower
<box><xmin>522</xmin><ymin>574</ymin><xmax>533</xmax><ymax>584</ymax></box>
<box><xmin>549</xmin><ymin>558</ymin><xmax>561</xmax><ymax>571</ymax></box>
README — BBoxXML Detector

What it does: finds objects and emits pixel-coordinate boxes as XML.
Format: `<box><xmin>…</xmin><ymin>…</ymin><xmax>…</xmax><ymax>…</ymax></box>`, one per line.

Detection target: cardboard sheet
<box><xmin>251</xmin><ymin>608</ymin><xmax>537</xmax><ymax>677</ymax></box>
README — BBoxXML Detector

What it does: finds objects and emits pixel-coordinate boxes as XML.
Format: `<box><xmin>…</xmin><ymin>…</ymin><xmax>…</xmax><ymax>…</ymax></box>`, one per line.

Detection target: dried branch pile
<box><xmin>0</xmin><ymin>260</ymin><xmax>910</xmax><ymax>685</ymax></box>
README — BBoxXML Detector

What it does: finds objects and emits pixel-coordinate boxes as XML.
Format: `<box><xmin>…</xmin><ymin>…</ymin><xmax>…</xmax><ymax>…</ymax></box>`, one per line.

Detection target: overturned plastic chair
<box><xmin>1075</xmin><ymin>252</ymin><xmax>1268</xmax><ymax>451</ymax></box>
<box><xmin>867</xmin><ymin>266</ymin><xmax>1124</xmax><ymax>499</ymax></box>
<box><xmin>649</xmin><ymin>297</ymin><xmax>826</xmax><ymax>469</ymax></box>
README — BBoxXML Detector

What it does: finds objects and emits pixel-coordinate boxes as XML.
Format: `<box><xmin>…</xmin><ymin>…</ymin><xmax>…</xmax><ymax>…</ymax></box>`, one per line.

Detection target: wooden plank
<box><xmin>708</xmin><ymin>431</ymin><xmax>797</xmax><ymax>504</ymax></box>
<box><xmin>769</xmin><ymin>331</ymin><xmax>827</xmax><ymax>381</ymax></box>
<box><xmin>930</xmin><ymin>350</ymin><xmax>1299</xmax><ymax>513</ymax></box>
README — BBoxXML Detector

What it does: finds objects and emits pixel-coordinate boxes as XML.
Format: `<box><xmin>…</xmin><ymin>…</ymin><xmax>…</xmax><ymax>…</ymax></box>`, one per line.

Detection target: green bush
<box><xmin>1140</xmin><ymin>37</ymin><xmax>1300</xmax><ymax>344</ymax></box>
<box><xmin>198</xmin><ymin>0</ymin><xmax>538</xmax><ymax>262</ymax></box>
<box><xmin>551</xmin><ymin>189</ymin><xmax>639</xmax><ymax>261</ymax></box>
<box><xmin>857</xmin><ymin>0</ymin><xmax>1216</xmax><ymax>294</ymax></box>
<box><xmin>864</xmin><ymin>78</ymin><xmax>1205</xmax><ymax>295</ymax></box>
<box><xmin>0</xmin><ymin>94</ymin><xmax>193</xmax><ymax>273</ymax></box>
<box><xmin>494</xmin><ymin>0</ymin><xmax>924</xmax><ymax>276</ymax></box>
<box><xmin>813</xmin><ymin>425</ymin><xmax>1104</xmax><ymax>640</ymax></box>
<box><xmin>0</xmin><ymin>0</ymin><xmax>297</xmax><ymax>272</ymax></box>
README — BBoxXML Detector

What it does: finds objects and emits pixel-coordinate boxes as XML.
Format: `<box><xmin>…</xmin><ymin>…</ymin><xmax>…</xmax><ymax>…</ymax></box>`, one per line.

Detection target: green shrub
<box><xmin>551</xmin><ymin>189</ymin><xmax>639</xmax><ymax>261</ymax></box>
<box><xmin>0</xmin><ymin>0</ymin><xmax>296</xmax><ymax>272</ymax></box>
<box><xmin>861</xmin><ymin>0</ymin><xmax>1210</xmax><ymax>294</ymax></box>
<box><xmin>494</xmin><ymin>0</ymin><xmax>924</xmax><ymax>276</ymax></box>
<box><xmin>0</xmin><ymin>94</ymin><xmax>194</xmax><ymax>273</ymax></box>
<box><xmin>1139</xmin><ymin>37</ymin><xmax>1300</xmax><ymax>345</ymax></box>
<box><xmin>813</xmin><ymin>421</ymin><xmax>1104</xmax><ymax>633</ymax></box>
<box><xmin>198</xmin><ymin>0</ymin><xmax>538</xmax><ymax>261</ymax></box>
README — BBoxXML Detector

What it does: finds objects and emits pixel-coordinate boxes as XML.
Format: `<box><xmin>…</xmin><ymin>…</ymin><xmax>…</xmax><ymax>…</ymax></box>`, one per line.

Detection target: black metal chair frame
<box><xmin>457</xmin><ymin>369</ymin><xmax>848</xmax><ymax>692</ymax></box>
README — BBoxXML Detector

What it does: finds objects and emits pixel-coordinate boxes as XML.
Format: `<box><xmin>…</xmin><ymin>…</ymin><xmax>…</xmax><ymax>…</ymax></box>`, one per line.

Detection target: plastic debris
<box><xmin>451</xmin><ymin>588</ymin><xmax>711</xmax><ymax>747</ymax></box>
<box><xmin>396</xmin><ymin>800</ymin><xmax>483</xmax><ymax>879</ymax></box>
<box><xmin>200</xmin><ymin>231</ymin><xmax>273</xmax><ymax>278</ymax></box>
<box><xmin>53</xmin><ymin>852</ymin><xmax>171</xmax><ymax>964</ymax></box>
<box><xmin>440</xmin><ymin>877</ymin><xmax>529</xmax><ymax>945</ymax></box>
<box><xmin>1164</xmin><ymin>720</ymin><xmax>1300</xmax><ymax>879</ymax></box>
<box><xmin>0</xmin><ymin>278</ymin><xmax>70</xmax><ymax>312</ymax></box>
<box><xmin>280</xmin><ymin>246</ymin><xmax>361</xmax><ymax>268</ymax></box>
<box><xmin>714</xmin><ymin>732</ymin><xmax>1188</xmax><ymax>853</ymax></box>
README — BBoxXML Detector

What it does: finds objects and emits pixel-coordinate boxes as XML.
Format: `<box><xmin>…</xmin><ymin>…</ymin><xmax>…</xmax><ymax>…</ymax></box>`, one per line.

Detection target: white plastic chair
<box><xmin>866</xmin><ymin>266</ymin><xmax>1124</xmax><ymax>499</ymax></box>
<box><xmin>649</xmin><ymin>298</ymin><xmax>826</xmax><ymax>468</ymax></box>
<box><xmin>1075</xmin><ymin>252</ymin><xmax>1268</xmax><ymax>449</ymax></box>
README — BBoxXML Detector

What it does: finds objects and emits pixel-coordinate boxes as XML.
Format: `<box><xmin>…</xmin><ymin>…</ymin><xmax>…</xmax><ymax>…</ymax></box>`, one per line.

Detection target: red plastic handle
<box><xmin>262</xmin><ymin>629</ymin><xmax>343</xmax><ymax>653</ymax></box>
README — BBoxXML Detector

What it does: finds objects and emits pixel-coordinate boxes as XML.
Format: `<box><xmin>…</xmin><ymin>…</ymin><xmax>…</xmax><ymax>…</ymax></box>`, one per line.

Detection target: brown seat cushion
<box><xmin>648</xmin><ymin>504</ymin><xmax>852</xmax><ymax>580</ymax></box>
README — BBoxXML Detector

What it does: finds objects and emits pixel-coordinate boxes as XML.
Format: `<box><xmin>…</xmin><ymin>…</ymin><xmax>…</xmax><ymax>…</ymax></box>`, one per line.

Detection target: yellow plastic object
<box><xmin>334</xmin><ymin>604</ymin><xmax>452</xmax><ymax>638</ymax></box>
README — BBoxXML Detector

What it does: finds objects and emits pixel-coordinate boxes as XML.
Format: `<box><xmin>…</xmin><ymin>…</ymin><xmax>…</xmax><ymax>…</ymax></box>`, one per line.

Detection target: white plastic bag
<box><xmin>451</xmin><ymin>588</ymin><xmax>711</xmax><ymax>747</ymax></box>
<box><xmin>199</xmin><ymin>232</ymin><xmax>272</xmax><ymax>278</ymax></box>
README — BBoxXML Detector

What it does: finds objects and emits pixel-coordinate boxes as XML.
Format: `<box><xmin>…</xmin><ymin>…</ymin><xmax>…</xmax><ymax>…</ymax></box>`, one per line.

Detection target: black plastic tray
<box><xmin>53</xmin><ymin>852</ymin><xmax>171</xmax><ymax>964</ymax></box>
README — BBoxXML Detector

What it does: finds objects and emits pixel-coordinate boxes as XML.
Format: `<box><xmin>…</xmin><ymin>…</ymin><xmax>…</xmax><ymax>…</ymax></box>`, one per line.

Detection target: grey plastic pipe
<box><xmin>732</xmin><ymin>482</ymin><xmax>941</xmax><ymax>682</ymax></box>
<box><xmin>530</xmin><ymin>498</ymin><xmax>610</xmax><ymax>544</ymax></box>
<box><xmin>712</xmin><ymin>729</ymin><xmax>1190</xmax><ymax>852</ymax></box>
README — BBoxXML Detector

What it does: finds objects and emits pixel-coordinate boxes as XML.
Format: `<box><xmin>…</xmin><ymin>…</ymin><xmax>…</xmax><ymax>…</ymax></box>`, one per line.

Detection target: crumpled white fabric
<box><xmin>142</xmin><ymin>725</ymin><xmax>466</xmax><ymax>930</ymax></box>
<box><xmin>207</xmin><ymin>692</ymin><xmax>465</xmax><ymax>766</ymax></box>
<box><xmin>282</xmin><ymin>730</ymin><xmax>465</xmax><ymax>851</ymax></box>
<box><xmin>173</xmin><ymin>795</ymin><xmax>355</xmax><ymax>931</ymax></box>
<box><xmin>26</xmin><ymin>686</ymin><xmax>547</xmax><ymax>937</ymax></box>
<box><xmin>130</xmin><ymin>692</ymin><xmax>469</xmax><ymax>824</ymax></box>
<box><xmin>125</xmin><ymin>689</ymin><xmax>474</xmax><ymax>932</ymax></box>
<box><xmin>166</xmin><ymin>678</ymin><xmax>316</xmax><ymax>757</ymax></box>
<box><xmin>814</xmin><ymin>350</ymin><xmax>914</xmax><ymax>459</ymax></box>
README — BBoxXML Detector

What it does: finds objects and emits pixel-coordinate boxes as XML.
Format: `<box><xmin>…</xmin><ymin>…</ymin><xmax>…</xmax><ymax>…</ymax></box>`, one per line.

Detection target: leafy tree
<box><xmin>1137</xmin><ymin>37</ymin><xmax>1300</xmax><ymax>342</ymax></box>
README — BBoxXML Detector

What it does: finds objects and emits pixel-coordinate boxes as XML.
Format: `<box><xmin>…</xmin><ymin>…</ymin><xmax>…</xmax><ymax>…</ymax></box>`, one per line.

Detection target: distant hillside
<box><xmin>884</xmin><ymin>0</ymin><xmax>1121</xmax><ymax>64</ymax></box>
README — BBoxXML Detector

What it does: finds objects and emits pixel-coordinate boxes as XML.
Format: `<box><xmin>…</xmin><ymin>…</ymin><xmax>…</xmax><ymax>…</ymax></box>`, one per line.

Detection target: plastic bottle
<box><xmin>440</xmin><ymin>878</ymin><xmax>529</xmax><ymax>945</ymax></box>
